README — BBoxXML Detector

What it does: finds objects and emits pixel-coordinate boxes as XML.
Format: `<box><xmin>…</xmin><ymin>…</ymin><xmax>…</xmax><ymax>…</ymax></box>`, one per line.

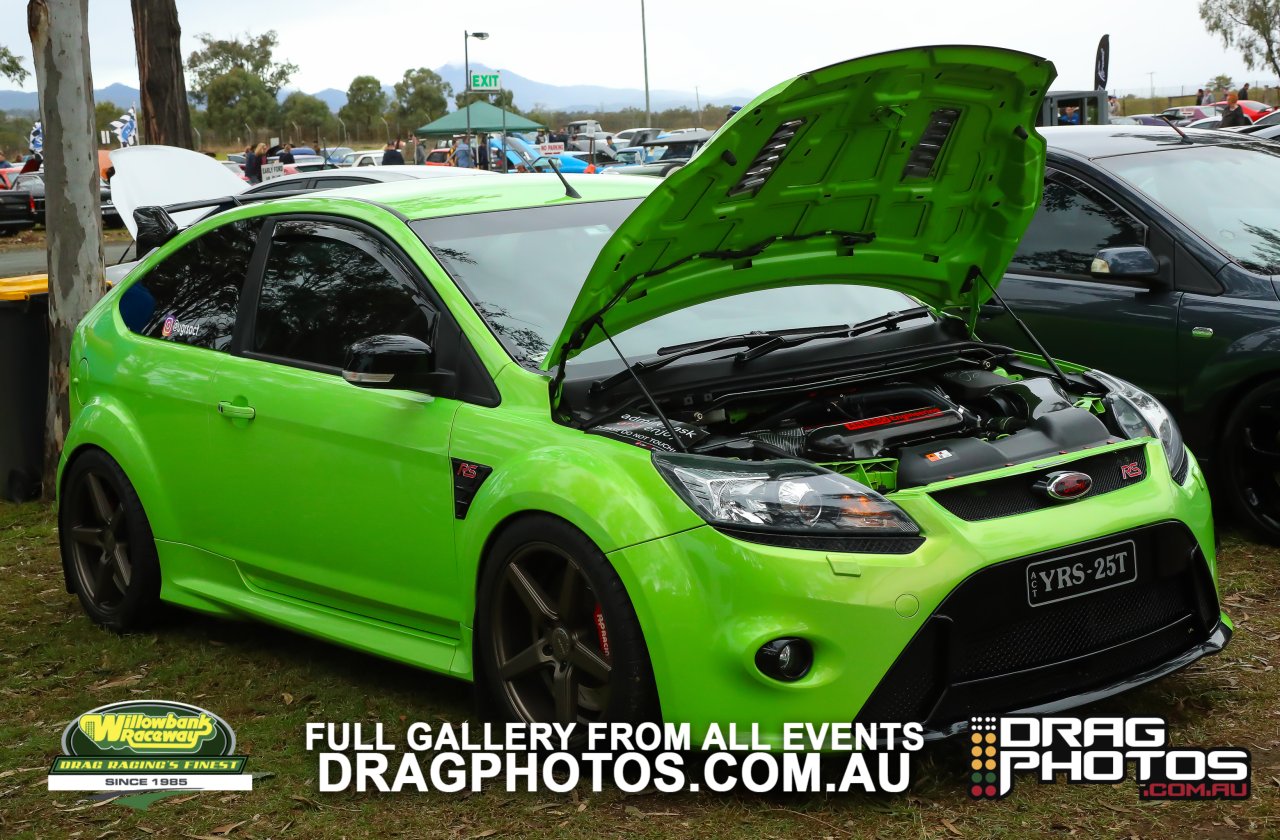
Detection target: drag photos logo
<box><xmin>967</xmin><ymin>716</ymin><xmax>1250</xmax><ymax>801</ymax></box>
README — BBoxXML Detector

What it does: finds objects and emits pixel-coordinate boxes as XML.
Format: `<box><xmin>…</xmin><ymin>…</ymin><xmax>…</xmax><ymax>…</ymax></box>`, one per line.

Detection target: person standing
<box><xmin>278</xmin><ymin>143</ymin><xmax>295</xmax><ymax>164</ymax></box>
<box><xmin>1219</xmin><ymin>91</ymin><xmax>1252</xmax><ymax>127</ymax></box>
<box><xmin>414</xmin><ymin>136</ymin><xmax>426</xmax><ymax>165</ymax></box>
<box><xmin>452</xmin><ymin>135</ymin><xmax>473</xmax><ymax>168</ymax></box>
<box><xmin>382</xmin><ymin>139</ymin><xmax>405</xmax><ymax>165</ymax></box>
<box><xmin>0</xmin><ymin>151</ymin><xmax>10</xmax><ymax>169</ymax></box>
<box><xmin>1240</xmin><ymin>82</ymin><xmax>1251</xmax><ymax>101</ymax></box>
<box><xmin>244</xmin><ymin>142</ymin><xmax>267</xmax><ymax>184</ymax></box>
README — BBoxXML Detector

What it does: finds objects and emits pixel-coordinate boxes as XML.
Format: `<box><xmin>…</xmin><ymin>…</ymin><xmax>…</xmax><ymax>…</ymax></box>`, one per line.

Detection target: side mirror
<box><xmin>1090</xmin><ymin>246</ymin><xmax>1161</xmax><ymax>280</ymax></box>
<box><xmin>342</xmin><ymin>334</ymin><xmax>452</xmax><ymax>393</ymax></box>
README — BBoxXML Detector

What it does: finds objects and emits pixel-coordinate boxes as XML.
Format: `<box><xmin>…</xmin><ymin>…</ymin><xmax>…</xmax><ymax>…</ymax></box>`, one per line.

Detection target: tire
<box><xmin>58</xmin><ymin>449</ymin><xmax>162</xmax><ymax>631</ymax></box>
<box><xmin>475</xmin><ymin>515</ymin><xmax>659</xmax><ymax>735</ymax></box>
<box><xmin>659</xmin><ymin>163</ymin><xmax>684</xmax><ymax>177</ymax></box>
<box><xmin>1219</xmin><ymin>379</ymin><xmax>1280</xmax><ymax>543</ymax></box>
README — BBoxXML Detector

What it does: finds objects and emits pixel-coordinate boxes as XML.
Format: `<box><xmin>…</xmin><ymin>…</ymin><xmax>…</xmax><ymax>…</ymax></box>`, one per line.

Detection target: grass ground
<box><xmin>0</xmin><ymin>226</ymin><xmax>131</xmax><ymax>256</ymax></box>
<box><xmin>1</xmin><ymin>500</ymin><xmax>1276</xmax><ymax>838</ymax></box>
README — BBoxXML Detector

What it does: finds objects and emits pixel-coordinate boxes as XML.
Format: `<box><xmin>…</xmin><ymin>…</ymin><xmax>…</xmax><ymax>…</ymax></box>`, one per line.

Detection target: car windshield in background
<box><xmin>1097</xmin><ymin>143</ymin><xmax>1280</xmax><ymax>275</ymax></box>
<box><xmin>412</xmin><ymin>202</ymin><xmax>918</xmax><ymax>370</ymax></box>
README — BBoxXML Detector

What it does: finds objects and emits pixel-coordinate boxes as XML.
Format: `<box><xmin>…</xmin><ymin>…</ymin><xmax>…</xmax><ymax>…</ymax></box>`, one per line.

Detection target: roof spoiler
<box><xmin>132</xmin><ymin>188</ymin><xmax>320</xmax><ymax>257</ymax></box>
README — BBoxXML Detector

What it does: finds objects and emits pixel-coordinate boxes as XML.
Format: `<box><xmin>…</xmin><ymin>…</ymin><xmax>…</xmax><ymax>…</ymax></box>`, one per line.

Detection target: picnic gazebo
<box><xmin>412</xmin><ymin>102</ymin><xmax>544</xmax><ymax>137</ymax></box>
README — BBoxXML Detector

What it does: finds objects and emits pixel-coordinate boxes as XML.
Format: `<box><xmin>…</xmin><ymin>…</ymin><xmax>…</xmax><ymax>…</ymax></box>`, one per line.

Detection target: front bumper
<box><xmin>607</xmin><ymin>440</ymin><xmax>1226</xmax><ymax>747</ymax></box>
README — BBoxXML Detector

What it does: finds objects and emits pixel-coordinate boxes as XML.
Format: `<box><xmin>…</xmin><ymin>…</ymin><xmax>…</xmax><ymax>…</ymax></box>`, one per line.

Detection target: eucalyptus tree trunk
<box><xmin>131</xmin><ymin>0</ymin><xmax>193</xmax><ymax>147</ymax></box>
<box><xmin>27</xmin><ymin>0</ymin><xmax>104</xmax><ymax>497</ymax></box>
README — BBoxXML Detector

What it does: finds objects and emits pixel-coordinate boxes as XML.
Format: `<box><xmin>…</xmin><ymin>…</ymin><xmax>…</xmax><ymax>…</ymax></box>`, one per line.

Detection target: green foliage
<box><xmin>282</xmin><ymin>91</ymin><xmax>334</xmax><ymax>140</ymax></box>
<box><xmin>392</xmin><ymin>68</ymin><xmax>452</xmax><ymax>135</ymax></box>
<box><xmin>0</xmin><ymin>44</ymin><xmax>27</xmax><ymax>84</ymax></box>
<box><xmin>1200</xmin><ymin>0</ymin><xmax>1280</xmax><ymax>78</ymax></box>
<box><xmin>339</xmin><ymin>75</ymin><xmax>386</xmax><ymax>139</ymax></box>
<box><xmin>205</xmin><ymin>67</ymin><xmax>279</xmax><ymax>141</ymax></box>
<box><xmin>186</xmin><ymin>31</ymin><xmax>298</xmax><ymax>106</ymax></box>
<box><xmin>456</xmin><ymin>89</ymin><xmax>515</xmax><ymax>111</ymax></box>
<box><xmin>0</xmin><ymin>109</ymin><xmax>35</xmax><ymax>158</ymax></box>
<box><xmin>94</xmin><ymin>101</ymin><xmax>123</xmax><ymax>134</ymax></box>
<box><xmin>1207</xmin><ymin>73</ymin><xmax>1236</xmax><ymax>93</ymax></box>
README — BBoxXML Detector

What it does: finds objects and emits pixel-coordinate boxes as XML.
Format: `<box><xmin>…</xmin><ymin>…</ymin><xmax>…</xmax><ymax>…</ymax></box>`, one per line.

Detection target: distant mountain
<box><xmin>0</xmin><ymin>65</ymin><xmax>753</xmax><ymax>116</ymax></box>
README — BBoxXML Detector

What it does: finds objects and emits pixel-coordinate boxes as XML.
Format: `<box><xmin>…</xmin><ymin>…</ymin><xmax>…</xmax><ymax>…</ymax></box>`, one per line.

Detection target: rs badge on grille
<box><xmin>1033</xmin><ymin>471</ymin><xmax>1093</xmax><ymax>502</ymax></box>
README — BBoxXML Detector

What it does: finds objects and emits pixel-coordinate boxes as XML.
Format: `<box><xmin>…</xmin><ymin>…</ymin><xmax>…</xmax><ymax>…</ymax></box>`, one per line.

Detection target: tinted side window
<box><xmin>253</xmin><ymin>221</ymin><xmax>437</xmax><ymax>370</ymax></box>
<box><xmin>118</xmin><ymin>218</ymin><xmax>259</xmax><ymax>350</ymax></box>
<box><xmin>1009</xmin><ymin>180</ymin><xmax>1145</xmax><ymax>277</ymax></box>
<box><xmin>250</xmin><ymin>179</ymin><xmax>306</xmax><ymax>194</ymax></box>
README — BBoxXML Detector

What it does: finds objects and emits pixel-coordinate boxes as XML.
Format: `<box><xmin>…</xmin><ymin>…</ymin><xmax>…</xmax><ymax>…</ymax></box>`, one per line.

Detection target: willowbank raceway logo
<box><xmin>967</xmin><ymin>716</ymin><xmax>1250</xmax><ymax>801</ymax></box>
<box><xmin>48</xmin><ymin>700</ymin><xmax>252</xmax><ymax>792</ymax></box>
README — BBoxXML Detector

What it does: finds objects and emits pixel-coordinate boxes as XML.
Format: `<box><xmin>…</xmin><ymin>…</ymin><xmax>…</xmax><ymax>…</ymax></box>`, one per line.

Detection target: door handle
<box><xmin>217</xmin><ymin>401</ymin><xmax>256</xmax><ymax>420</ymax></box>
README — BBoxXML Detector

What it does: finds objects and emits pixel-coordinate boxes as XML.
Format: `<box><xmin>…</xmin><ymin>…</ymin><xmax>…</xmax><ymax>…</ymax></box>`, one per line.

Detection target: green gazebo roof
<box><xmin>413</xmin><ymin>101</ymin><xmax>544</xmax><ymax>136</ymax></box>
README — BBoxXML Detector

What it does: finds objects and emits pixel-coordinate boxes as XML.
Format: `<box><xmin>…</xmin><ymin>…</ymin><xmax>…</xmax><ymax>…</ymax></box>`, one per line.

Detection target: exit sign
<box><xmin>469</xmin><ymin>71</ymin><xmax>501</xmax><ymax>92</ymax></box>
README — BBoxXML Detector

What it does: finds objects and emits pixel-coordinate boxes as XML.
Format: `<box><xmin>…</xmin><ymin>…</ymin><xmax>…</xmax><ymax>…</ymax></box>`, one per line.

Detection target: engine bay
<box><xmin>581</xmin><ymin>355</ymin><xmax>1124</xmax><ymax>492</ymax></box>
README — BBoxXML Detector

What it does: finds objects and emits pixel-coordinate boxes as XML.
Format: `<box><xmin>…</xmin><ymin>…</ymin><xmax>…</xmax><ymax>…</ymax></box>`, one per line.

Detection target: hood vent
<box><xmin>728</xmin><ymin>118</ymin><xmax>807</xmax><ymax>198</ymax></box>
<box><xmin>902</xmin><ymin>107</ymin><xmax>961</xmax><ymax>179</ymax></box>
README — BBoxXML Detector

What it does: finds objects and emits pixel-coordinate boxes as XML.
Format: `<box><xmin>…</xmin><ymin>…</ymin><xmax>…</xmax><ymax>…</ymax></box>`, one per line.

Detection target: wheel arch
<box><xmin>59</xmin><ymin>400</ymin><xmax>176</xmax><ymax>540</ymax></box>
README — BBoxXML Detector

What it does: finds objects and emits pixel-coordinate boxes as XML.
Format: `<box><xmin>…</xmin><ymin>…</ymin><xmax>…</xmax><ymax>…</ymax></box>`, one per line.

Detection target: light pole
<box><xmin>641</xmin><ymin>0</ymin><xmax>651</xmax><ymax>128</ymax></box>
<box><xmin>465</xmin><ymin>30</ymin><xmax>490</xmax><ymax>165</ymax></box>
<box><xmin>380</xmin><ymin>115</ymin><xmax>390</xmax><ymax>143</ymax></box>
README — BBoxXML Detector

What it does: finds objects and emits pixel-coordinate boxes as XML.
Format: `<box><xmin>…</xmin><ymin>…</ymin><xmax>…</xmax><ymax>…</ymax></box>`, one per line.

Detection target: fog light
<box><xmin>755</xmin><ymin>637</ymin><xmax>813</xmax><ymax>681</ymax></box>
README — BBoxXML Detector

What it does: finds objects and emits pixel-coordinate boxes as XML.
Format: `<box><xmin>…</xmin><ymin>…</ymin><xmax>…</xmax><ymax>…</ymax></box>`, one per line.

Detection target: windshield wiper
<box><xmin>734</xmin><ymin>307</ymin><xmax>932</xmax><ymax>363</ymax></box>
<box><xmin>590</xmin><ymin>324</ymin><xmax>847</xmax><ymax>393</ymax></box>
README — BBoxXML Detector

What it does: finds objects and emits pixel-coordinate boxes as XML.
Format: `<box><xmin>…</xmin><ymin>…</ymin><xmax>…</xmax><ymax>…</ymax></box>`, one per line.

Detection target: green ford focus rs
<box><xmin>59</xmin><ymin>46</ymin><xmax>1230</xmax><ymax>744</ymax></box>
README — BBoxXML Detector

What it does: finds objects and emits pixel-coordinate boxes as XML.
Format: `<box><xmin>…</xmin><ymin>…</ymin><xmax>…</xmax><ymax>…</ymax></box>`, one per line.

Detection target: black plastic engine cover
<box><xmin>897</xmin><ymin>407</ymin><xmax>1111</xmax><ymax>487</ymax></box>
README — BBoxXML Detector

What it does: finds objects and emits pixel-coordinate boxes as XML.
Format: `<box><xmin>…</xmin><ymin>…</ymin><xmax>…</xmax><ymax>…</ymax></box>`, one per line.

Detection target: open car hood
<box><xmin>545</xmin><ymin>46</ymin><xmax>1055</xmax><ymax>369</ymax></box>
<box><xmin>110</xmin><ymin>145</ymin><xmax>247</xmax><ymax>239</ymax></box>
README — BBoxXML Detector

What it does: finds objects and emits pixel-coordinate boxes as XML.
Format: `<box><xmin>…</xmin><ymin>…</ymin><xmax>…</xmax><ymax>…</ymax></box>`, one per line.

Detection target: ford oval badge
<box><xmin>1035</xmin><ymin>471</ymin><xmax>1093</xmax><ymax>501</ymax></box>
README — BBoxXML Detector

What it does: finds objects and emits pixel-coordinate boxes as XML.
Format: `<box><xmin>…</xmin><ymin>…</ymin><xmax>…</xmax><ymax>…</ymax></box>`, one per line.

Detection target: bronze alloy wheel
<box><xmin>59</xmin><ymin>449</ymin><xmax>161</xmax><ymax>631</ymax></box>
<box><xmin>66</xmin><ymin>470</ymin><xmax>134</xmax><ymax>612</ymax></box>
<box><xmin>491</xmin><ymin>541</ymin><xmax>613</xmax><ymax>726</ymax></box>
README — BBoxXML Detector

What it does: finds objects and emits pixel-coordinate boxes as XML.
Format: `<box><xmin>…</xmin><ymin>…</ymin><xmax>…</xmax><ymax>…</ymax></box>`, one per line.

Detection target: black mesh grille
<box><xmin>929</xmin><ymin>446</ymin><xmax>1148</xmax><ymax>522</ymax></box>
<box><xmin>857</xmin><ymin>521</ymin><xmax>1219</xmax><ymax>727</ymax></box>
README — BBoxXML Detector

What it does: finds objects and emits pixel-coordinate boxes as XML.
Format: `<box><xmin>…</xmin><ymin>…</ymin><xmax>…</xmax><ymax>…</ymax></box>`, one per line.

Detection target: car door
<box><xmin>204</xmin><ymin>217</ymin><xmax>464</xmax><ymax>637</ymax></box>
<box><xmin>980</xmin><ymin>168</ymin><xmax>1182</xmax><ymax>405</ymax></box>
<box><xmin>113</xmin><ymin>218</ymin><xmax>261</xmax><ymax>545</ymax></box>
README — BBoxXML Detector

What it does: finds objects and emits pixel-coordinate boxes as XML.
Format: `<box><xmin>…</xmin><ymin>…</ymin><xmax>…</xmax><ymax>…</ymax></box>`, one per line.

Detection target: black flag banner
<box><xmin>1094</xmin><ymin>34</ymin><xmax>1110</xmax><ymax>90</ymax></box>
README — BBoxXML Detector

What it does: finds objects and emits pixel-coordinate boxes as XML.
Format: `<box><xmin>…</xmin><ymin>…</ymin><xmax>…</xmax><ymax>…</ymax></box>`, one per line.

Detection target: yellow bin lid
<box><xmin>0</xmin><ymin>274</ymin><xmax>49</xmax><ymax>301</ymax></box>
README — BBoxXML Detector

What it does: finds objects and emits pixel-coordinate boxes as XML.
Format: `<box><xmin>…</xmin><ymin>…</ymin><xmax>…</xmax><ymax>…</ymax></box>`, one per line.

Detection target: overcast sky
<box><xmin>2</xmin><ymin>0</ymin><xmax>1263</xmax><ymax>100</ymax></box>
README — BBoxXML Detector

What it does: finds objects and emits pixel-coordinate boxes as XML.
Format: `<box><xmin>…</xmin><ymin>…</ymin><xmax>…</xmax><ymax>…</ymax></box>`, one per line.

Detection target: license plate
<box><xmin>1026</xmin><ymin>539</ymin><xmax>1137</xmax><ymax>607</ymax></box>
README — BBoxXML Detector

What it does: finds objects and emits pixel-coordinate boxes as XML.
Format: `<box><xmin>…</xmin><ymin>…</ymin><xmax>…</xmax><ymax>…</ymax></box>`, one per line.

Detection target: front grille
<box><xmin>929</xmin><ymin>445</ymin><xmax>1148</xmax><ymax>522</ymax></box>
<box><xmin>856</xmin><ymin>522</ymin><xmax>1219</xmax><ymax>728</ymax></box>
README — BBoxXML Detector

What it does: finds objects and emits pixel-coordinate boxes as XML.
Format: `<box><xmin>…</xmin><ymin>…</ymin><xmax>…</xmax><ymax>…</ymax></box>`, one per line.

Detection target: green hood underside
<box><xmin>546</xmin><ymin>45</ymin><xmax>1056</xmax><ymax>370</ymax></box>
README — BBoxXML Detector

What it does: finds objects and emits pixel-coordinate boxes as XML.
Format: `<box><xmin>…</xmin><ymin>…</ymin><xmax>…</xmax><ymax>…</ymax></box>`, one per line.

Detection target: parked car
<box><xmin>339</xmin><ymin>150</ymin><xmax>387</xmax><ymax>168</ymax></box>
<box><xmin>0</xmin><ymin>168</ymin><xmax>27</xmax><ymax>190</ymax></box>
<box><xmin>221</xmin><ymin>161</ymin><xmax>249</xmax><ymax>182</ymax></box>
<box><xmin>60</xmin><ymin>47</ymin><xmax>1227</xmax><ymax>743</ymax></box>
<box><xmin>980</xmin><ymin>125</ymin><xmax>1280</xmax><ymax>541</ymax></box>
<box><xmin>605</xmin><ymin>130</ymin><xmax>713</xmax><ymax>177</ymax></box>
<box><xmin>0</xmin><ymin>184</ymin><xmax>35</xmax><ymax>233</ymax></box>
<box><xmin>613</xmin><ymin>127</ymin><xmax>661</xmax><ymax>147</ymax></box>
<box><xmin>1212</xmin><ymin>99</ymin><xmax>1273</xmax><ymax>121</ymax></box>
<box><xmin>528</xmin><ymin>152</ymin><xmax>599</xmax><ymax>174</ymax></box>
<box><xmin>600</xmin><ymin>146</ymin><xmax>648</xmax><ymax>168</ymax></box>
<box><xmin>321</xmin><ymin>146</ymin><xmax>355</xmax><ymax>165</ymax></box>
<box><xmin>1160</xmin><ymin>105</ymin><xmax>1221</xmax><ymax>125</ymax></box>
<box><xmin>9</xmin><ymin>171</ymin><xmax>120</xmax><ymax>227</ymax></box>
<box><xmin>1185</xmin><ymin>116</ymin><xmax>1222</xmax><ymax>129</ymax></box>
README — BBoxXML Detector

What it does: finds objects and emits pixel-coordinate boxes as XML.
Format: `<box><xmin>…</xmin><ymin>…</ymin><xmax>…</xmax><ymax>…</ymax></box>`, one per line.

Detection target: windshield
<box><xmin>412</xmin><ymin>202</ymin><xmax>918</xmax><ymax>370</ymax></box>
<box><xmin>1097</xmin><ymin>143</ymin><xmax>1280</xmax><ymax>274</ymax></box>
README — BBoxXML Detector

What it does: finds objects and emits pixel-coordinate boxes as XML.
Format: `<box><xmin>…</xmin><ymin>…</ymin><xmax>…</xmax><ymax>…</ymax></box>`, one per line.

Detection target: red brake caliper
<box><xmin>592</xmin><ymin>603</ymin><xmax>611</xmax><ymax>659</ymax></box>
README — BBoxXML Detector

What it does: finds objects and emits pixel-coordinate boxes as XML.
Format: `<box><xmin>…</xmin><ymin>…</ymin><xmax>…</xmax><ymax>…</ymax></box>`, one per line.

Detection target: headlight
<box><xmin>1090</xmin><ymin>371</ymin><xmax>1188</xmax><ymax>480</ymax></box>
<box><xmin>652</xmin><ymin>452</ymin><xmax>920</xmax><ymax>550</ymax></box>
